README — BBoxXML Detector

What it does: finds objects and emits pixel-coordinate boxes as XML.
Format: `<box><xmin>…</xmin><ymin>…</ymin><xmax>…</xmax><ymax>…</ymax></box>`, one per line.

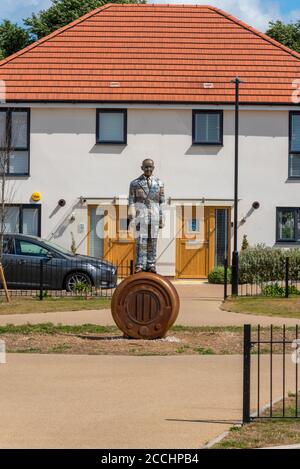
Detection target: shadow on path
<box><xmin>166</xmin><ymin>418</ymin><xmax>241</xmax><ymax>425</ymax></box>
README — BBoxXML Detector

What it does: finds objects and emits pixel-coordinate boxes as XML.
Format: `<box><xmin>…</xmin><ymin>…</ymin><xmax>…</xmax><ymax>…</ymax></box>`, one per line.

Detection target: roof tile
<box><xmin>0</xmin><ymin>3</ymin><xmax>299</xmax><ymax>104</ymax></box>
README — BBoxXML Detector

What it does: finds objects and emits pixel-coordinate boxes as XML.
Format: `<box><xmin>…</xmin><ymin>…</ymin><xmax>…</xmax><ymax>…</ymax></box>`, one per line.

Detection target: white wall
<box><xmin>9</xmin><ymin>107</ymin><xmax>298</xmax><ymax>275</ymax></box>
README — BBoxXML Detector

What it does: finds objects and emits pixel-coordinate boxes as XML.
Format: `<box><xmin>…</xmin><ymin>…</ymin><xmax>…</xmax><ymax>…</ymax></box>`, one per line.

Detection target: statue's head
<box><xmin>141</xmin><ymin>158</ymin><xmax>154</xmax><ymax>177</ymax></box>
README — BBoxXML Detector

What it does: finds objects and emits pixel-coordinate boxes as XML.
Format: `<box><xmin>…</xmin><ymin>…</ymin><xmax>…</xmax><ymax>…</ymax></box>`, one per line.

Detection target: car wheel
<box><xmin>65</xmin><ymin>272</ymin><xmax>92</xmax><ymax>292</ymax></box>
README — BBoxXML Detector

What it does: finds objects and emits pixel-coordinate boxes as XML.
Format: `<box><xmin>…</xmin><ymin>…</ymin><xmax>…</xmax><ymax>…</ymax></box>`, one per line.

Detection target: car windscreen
<box><xmin>42</xmin><ymin>239</ymin><xmax>74</xmax><ymax>256</ymax></box>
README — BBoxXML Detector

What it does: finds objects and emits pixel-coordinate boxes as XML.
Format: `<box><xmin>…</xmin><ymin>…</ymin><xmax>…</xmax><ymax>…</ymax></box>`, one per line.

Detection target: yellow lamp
<box><xmin>31</xmin><ymin>191</ymin><xmax>41</xmax><ymax>202</ymax></box>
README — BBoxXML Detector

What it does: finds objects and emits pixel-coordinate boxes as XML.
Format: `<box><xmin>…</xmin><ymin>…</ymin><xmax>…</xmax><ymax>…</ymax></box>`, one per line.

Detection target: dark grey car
<box><xmin>1</xmin><ymin>234</ymin><xmax>117</xmax><ymax>291</ymax></box>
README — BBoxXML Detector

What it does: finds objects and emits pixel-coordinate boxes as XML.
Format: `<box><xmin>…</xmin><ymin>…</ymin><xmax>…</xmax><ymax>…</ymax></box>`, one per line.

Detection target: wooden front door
<box><xmin>176</xmin><ymin>205</ymin><xmax>231</xmax><ymax>278</ymax></box>
<box><xmin>88</xmin><ymin>204</ymin><xmax>135</xmax><ymax>277</ymax></box>
<box><xmin>176</xmin><ymin>205</ymin><xmax>209</xmax><ymax>279</ymax></box>
<box><xmin>103</xmin><ymin>205</ymin><xmax>135</xmax><ymax>278</ymax></box>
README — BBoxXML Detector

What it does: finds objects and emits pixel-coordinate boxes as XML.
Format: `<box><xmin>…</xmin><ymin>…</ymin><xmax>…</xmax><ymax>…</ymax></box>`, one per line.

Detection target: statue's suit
<box><xmin>128</xmin><ymin>174</ymin><xmax>165</xmax><ymax>271</ymax></box>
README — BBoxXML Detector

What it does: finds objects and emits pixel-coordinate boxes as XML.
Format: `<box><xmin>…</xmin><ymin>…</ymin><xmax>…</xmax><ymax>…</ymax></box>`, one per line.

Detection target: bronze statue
<box><xmin>128</xmin><ymin>159</ymin><xmax>165</xmax><ymax>273</ymax></box>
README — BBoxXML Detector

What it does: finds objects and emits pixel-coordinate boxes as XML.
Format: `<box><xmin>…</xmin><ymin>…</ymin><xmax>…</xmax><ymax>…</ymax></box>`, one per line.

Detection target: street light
<box><xmin>231</xmin><ymin>76</ymin><xmax>244</xmax><ymax>295</ymax></box>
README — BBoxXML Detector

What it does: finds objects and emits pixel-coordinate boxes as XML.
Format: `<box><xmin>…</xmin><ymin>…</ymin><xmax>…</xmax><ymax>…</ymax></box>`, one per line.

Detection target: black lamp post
<box><xmin>231</xmin><ymin>76</ymin><xmax>244</xmax><ymax>295</ymax></box>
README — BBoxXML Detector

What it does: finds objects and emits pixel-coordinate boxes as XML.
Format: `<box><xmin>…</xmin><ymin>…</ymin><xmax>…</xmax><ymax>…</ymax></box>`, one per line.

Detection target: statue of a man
<box><xmin>128</xmin><ymin>159</ymin><xmax>165</xmax><ymax>274</ymax></box>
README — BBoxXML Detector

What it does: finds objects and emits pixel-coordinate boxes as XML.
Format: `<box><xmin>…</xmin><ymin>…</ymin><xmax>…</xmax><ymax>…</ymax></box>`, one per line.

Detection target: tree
<box><xmin>24</xmin><ymin>0</ymin><xmax>145</xmax><ymax>40</ymax></box>
<box><xmin>241</xmin><ymin>234</ymin><xmax>249</xmax><ymax>251</ymax></box>
<box><xmin>0</xmin><ymin>20</ymin><xmax>32</xmax><ymax>60</ymax></box>
<box><xmin>266</xmin><ymin>20</ymin><xmax>300</xmax><ymax>53</ymax></box>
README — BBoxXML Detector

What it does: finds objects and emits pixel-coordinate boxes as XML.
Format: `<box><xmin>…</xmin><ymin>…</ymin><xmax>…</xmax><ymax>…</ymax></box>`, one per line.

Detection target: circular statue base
<box><xmin>111</xmin><ymin>272</ymin><xmax>180</xmax><ymax>339</ymax></box>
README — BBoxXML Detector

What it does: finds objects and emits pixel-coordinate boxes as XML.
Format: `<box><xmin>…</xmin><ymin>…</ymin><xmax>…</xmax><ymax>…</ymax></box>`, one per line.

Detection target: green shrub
<box><xmin>208</xmin><ymin>245</ymin><xmax>300</xmax><ymax>285</ymax></box>
<box><xmin>35</xmin><ymin>290</ymin><xmax>49</xmax><ymax>298</ymax></box>
<box><xmin>261</xmin><ymin>283</ymin><xmax>285</xmax><ymax>297</ymax></box>
<box><xmin>73</xmin><ymin>281</ymin><xmax>91</xmax><ymax>295</ymax></box>
<box><xmin>261</xmin><ymin>283</ymin><xmax>300</xmax><ymax>297</ymax></box>
<box><xmin>208</xmin><ymin>265</ymin><xmax>232</xmax><ymax>284</ymax></box>
<box><xmin>239</xmin><ymin>244</ymin><xmax>300</xmax><ymax>284</ymax></box>
<box><xmin>289</xmin><ymin>285</ymin><xmax>300</xmax><ymax>295</ymax></box>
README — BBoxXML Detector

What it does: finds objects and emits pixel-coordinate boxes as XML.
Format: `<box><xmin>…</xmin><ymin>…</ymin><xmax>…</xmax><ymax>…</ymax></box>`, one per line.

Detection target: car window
<box><xmin>16</xmin><ymin>240</ymin><xmax>50</xmax><ymax>257</ymax></box>
<box><xmin>3</xmin><ymin>238</ymin><xmax>14</xmax><ymax>254</ymax></box>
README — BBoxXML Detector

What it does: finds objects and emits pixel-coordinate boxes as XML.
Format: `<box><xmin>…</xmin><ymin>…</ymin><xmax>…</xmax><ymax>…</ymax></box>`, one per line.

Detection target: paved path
<box><xmin>0</xmin><ymin>354</ymin><xmax>294</xmax><ymax>449</ymax></box>
<box><xmin>178</xmin><ymin>299</ymin><xmax>300</xmax><ymax>327</ymax></box>
<box><xmin>262</xmin><ymin>444</ymin><xmax>300</xmax><ymax>449</ymax></box>
<box><xmin>0</xmin><ymin>298</ymin><xmax>299</xmax><ymax>327</ymax></box>
<box><xmin>0</xmin><ymin>283</ymin><xmax>299</xmax><ymax>327</ymax></box>
<box><xmin>1</xmin><ymin>283</ymin><xmax>297</xmax><ymax>449</ymax></box>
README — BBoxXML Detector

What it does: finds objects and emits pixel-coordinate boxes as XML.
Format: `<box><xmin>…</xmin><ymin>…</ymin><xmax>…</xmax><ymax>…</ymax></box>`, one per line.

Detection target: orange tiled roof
<box><xmin>0</xmin><ymin>3</ymin><xmax>300</xmax><ymax>104</ymax></box>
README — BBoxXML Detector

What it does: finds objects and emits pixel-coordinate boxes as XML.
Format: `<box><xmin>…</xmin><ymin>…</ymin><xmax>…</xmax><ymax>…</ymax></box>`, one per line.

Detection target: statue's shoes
<box><xmin>147</xmin><ymin>266</ymin><xmax>157</xmax><ymax>273</ymax></box>
<box><xmin>134</xmin><ymin>267</ymin><xmax>143</xmax><ymax>274</ymax></box>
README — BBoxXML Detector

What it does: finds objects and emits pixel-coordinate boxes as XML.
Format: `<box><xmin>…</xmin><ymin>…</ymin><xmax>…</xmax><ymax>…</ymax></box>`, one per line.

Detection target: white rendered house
<box><xmin>0</xmin><ymin>4</ymin><xmax>299</xmax><ymax>278</ymax></box>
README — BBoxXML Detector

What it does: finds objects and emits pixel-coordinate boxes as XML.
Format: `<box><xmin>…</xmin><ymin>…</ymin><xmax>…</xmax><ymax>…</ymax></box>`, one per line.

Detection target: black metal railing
<box><xmin>224</xmin><ymin>257</ymin><xmax>300</xmax><ymax>299</ymax></box>
<box><xmin>223</xmin><ymin>258</ymin><xmax>229</xmax><ymax>300</ymax></box>
<box><xmin>243</xmin><ymin>324</ymin><xmax>300</xmax><ymax>424</ymax></box>
<box><xmin>0</xmin><ymin>257</ymin><xmax>134</xmax><ymax>299</ymax></box>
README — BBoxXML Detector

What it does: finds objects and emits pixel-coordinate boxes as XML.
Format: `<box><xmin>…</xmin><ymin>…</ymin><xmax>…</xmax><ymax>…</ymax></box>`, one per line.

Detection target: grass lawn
<box><xmin>213</xmin><ymin>395</ymin><xmax>300</xmax><ymax>449</ymax></box>
<box><xmin>222</xmin><ymin>296</ymin><xmax>300</xmax><ymax>319</ymax></box>
<box><xmin>0</xmin><ymin>296</ymin><xmax>111</xmax><ymax>315</ymax></box>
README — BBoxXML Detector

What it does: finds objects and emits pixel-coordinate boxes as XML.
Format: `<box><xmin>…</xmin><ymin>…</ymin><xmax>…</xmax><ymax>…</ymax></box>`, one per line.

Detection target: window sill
<box><xmin>192</xmin><ymin>142</ymin><xmax>223</xmax><ymax>147</ymax></box>
<box><xmin>5</xmin><ymin>173</ymin><xmax>30</xmax><ymax>177</ymax></box>
<box><xmin>276</xmin><ymin>240</ymin><xmax>299</xmax><ymax>243</ymax></box>
<box><xmin>95</xmin><ymin>141</ymin><xmax>127</xmax><ymax>145</ymax></box>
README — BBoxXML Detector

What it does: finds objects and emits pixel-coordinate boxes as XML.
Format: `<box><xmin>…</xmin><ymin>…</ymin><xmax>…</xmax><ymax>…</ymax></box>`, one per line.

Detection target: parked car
<box><xmin>0</xmin><ymin>233</ymin><xmax>117</xmax><ymax>291</ymax></box>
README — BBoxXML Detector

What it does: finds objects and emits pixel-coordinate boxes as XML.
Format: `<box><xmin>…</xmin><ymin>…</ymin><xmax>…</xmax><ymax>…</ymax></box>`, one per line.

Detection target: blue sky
<box><xmin>0</xmin><ymin>0</ymin><xmax>299</xmax><ymax>32</ymax></box>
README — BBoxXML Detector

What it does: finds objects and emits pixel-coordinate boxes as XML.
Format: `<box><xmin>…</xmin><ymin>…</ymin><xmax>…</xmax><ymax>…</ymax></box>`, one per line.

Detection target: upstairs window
<box><xmin>192</xmin><ymin>110</ymin><xmax>223</xmax><ymax>145</ymax></box>
<box><xmin>289</xmin><ymin>112</ymin><xmax>300</xmax><ymax>178</ymax></box>
<box><xmin>0</xmin><ymin>108</ymin><xmax>30</xmax><ymax>175</ymax></box>
<box><xmin>96</xmin><ymin>109</ymin><xmax>127</xmax><ymax>144</ymax></box>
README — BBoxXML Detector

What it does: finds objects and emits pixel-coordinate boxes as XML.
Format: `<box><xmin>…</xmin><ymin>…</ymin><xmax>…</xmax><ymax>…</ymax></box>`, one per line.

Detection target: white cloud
<box><xmin>0</xmin><ymin>0</ymin><xmax>299</xmax><ymax>32</ymax></box>
<box><xmin>150</xmin><ymin>0</ymin><xmax>291</xmax><ymax>32</ymax></box>
<box><xmin>0</xmin><ymin>0</ymin><xmax>52</xmax><ymax>23</ymax></box>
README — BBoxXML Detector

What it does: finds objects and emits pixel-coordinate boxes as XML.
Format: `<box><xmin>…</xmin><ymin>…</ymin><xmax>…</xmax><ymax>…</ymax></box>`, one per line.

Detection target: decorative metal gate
<box><xmin>243</xmin><ymin>324</ymin><xmax>300</xmax><ymax>423</ymax></box>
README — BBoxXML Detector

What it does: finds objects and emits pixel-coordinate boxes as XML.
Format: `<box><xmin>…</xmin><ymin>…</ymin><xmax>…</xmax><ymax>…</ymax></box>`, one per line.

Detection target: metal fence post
<box><xmin>243</xmin><ymin>324</ymin><xmax>251</xmax><ymax>424</ymax></box>
<box><xmin>39</xmin><ymin>259</ymin><xmax>44</xmax><ymax>301</ymax></box>
<box><xmin>285</xmin><ymin>257</ymin><xmax>289</xmax><ymax>299</ymax></box>
<box><xmin>224</xmin><ymin>258</ymin><xmax>228</xmax><ymax>300</ymax></box>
